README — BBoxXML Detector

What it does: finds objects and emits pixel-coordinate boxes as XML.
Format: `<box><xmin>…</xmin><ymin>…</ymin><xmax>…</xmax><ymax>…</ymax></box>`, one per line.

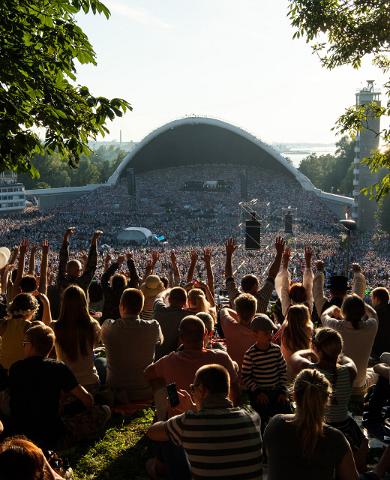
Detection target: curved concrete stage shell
<box><xmin>29</xmin><ymin>117</ymin><xmax>352</xmax><ymax>214</ymax></box>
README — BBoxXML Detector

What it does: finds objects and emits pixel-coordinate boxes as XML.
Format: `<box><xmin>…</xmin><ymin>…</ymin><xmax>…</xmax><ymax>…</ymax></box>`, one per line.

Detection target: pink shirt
<box><xmin>153</xmin><ymin>349</ymin><xmax>238</xmax><ymax>391</ymax></box>
<box><xmin>220</xmin><ymin>309</ymin><xmax>255</xmax><ymax>368</ymax></box>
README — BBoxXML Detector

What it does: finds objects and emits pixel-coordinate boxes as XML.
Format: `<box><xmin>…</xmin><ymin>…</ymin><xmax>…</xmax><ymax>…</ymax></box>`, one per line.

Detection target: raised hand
<box><xmin>64</xmin><ymin>227</ymin><xmax>76</xmax><ymax>241</ymax></box>
<box><xmin>170</xmin><ymin>250</ymin><xmax>177</xmax><ymax>264</ymax></box>
<box><xmin>225</xmin><ymin>238</ymin><xmax>237</xmax><ymax>256</ymax></box>
<box><xmin>151</xmin><ymin>251</ymin><xmax>160</xmax><ymax>266</ymax></box>
<box><xmin>351</xmin><ymin>263</ymin><xmax>361</xmax><ymax>273</ymax></box>
<box><xmin>41</xmin><ymin>240</ymin><xmax>49</xmax><ymax>255</ymax></box>
<box><xmin>275</xmin><ymin>236</ymin><xmax>285</xmax><ymax>255</ymax></box>
<box><xmin>117</xmin><ymin>254</ymin><xmax>125</xmax><ymax>264</ymax></box>
<box><xmin>93</xmin><ymin>230</ymin><xmax>103</xmax><ymax>239</ymax></box>
<box><xmin>203</xmin><ymin>247</ymin><xmax>212</xmax><ymax>264</ymax></box>
<box><xmin>282</xmin><ymin>246</ymin><xmax>291</xmax><ymax>264</ymax></box>
<box><xmin>19</xmin><ymin>239</ymin><xmax>29</xmax><ymax>255</ymax></box>
<box><xmin>125</xmin><ymin>251</ymin><xmax>133</xmax><ymax>261</ymax></box>
<box><xmin>190</xmin><ymin>249</ymin><xmax>198</xmax><ymax>263</ymax></box>
<box><xmin>304</xmin><ymin>246</ymin><xmax>313</xmax><ymax>267</ymax></box>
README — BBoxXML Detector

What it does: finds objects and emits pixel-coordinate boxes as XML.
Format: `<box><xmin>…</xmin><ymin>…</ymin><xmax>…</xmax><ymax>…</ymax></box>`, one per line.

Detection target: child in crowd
<box><xmin>242</xmin><ymin>314</ymin><xmax>291</xmax><ymax>426</ymax></box>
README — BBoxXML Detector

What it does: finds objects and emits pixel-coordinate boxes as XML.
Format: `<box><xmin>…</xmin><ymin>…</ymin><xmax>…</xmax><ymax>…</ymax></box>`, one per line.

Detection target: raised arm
<box><xmin>37</xmin><ymin>292</ymin><xmax>52</xmax><ymax>326</ymax></box>
<box><xmin>275</xmin><ymin>246</ymin><xmax>291</xmax><ymax>316</ymax></box>
<box><xmin>143</xmin><ymin>251</ymin><xmax>159</xmax><ymax>282</ymax></box>
<box><xmin>267</xmin><ymin>236</ymin><xmax>285</xmax><ymax>280</ymax></box>
<box><xmin>303</xmin><ymin>246</ymin><xmax>314</xmax><ymax>311</ymax></box>
<box><xmin>101</xmin><ymin>257</ymin><xmax>121</xmax><ymax>291</ymax></box>
<box><xmin>313</xmin><ymin>260</ymin><xmax>327</xmax><ymax>316</ymax></box>
<box><xmin>104</xmin><ymin>252</ymin><xmax>111</xmax><ymax>273</ymax></box>
<box><xmin>39</xmin><ymin>240</ymin><xmax>49</xmax><ymax>295</ymax></box>
<box><xmin>170</xmin><ymin>250</ymin><xmax>181</xmax><ymax>287</ymax></box>
<box><xmin>58</xmin><ymin>227</ymin><xmax>74</xmax><ymax>286</ymax></box>
<box><xmin>186</xmin><ymin>249</ymin><xmax>198</xmax><ymax>284</ymax></box>
<box><xmin>27</xmin><ymin>244</ymin><xmax>37</xmax><ymax>276</ymax></box>
<box><xmin>126</xmin><ymin>251</ymin><xmax>141</xmax><ymax>288</ymax></box>
<box><xmin>224</xmin><ymin>238</ymin><xmax>237</xmax><ymax>280</ymax></box>
<box><xmin>203</xmin><ymin>247</ymin><xmax>214</xmax><ymax>296</ymax></box>
<box><xmin>80</xmin><ymin>230</ymin><xmax>101</xmax><ymax>286</ymax></box>
<box><xmin>12</xmin><ymin>239</ymin><xmax>28</xmax><ymax>299</ymax></box>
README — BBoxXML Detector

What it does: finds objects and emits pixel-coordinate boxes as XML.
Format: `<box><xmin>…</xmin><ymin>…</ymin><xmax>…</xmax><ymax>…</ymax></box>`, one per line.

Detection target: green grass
<box><xmin>62</xmin><ymin>409</ymin><xmax>154</xmax><ymax>480</ymax></box>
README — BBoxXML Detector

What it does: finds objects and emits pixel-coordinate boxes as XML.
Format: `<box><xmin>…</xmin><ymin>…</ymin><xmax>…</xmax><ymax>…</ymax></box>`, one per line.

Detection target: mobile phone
<box><xmin>166</xmin><ymin>383</ymin><xmax>180</xmax><ymax>408</ymax></box>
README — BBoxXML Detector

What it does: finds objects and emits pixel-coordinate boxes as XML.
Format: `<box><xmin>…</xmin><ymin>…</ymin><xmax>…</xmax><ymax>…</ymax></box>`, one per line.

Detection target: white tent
<box><xmin>116</xmin><ymin>227</ymin><xmax>153</xmax><ymax>246</ymax></box>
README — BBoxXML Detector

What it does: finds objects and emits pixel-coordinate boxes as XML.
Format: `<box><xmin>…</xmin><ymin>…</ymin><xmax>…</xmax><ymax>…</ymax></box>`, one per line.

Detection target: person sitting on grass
<box><xmin>147</xmin><ymin>364</ymin><xmax>262</xmax><ymax>480</ymax></box>
<box><xmin>101</xmin><ymin>288</ymin><xmax>163</xmax><ymax>403</ymax></box>
<box><xmin>0</xmin><ymin>293</ymin><xmax>39</xmax><ymax>370</ymax></box>
<box><xmin>242</xmin><ymin>314</ymin><xmax>291</xmax><ymax>428</ymax></box>
<box><xmin>219</xmin><ymin>292</ymin><xmax>257</xmax><ymax>368</ymax></box>
<box><xmin>264</xmin><ymin>368</ymin><xmax>390</xmax><ymax>480</ymax></box>
<box><xmin>290</xmin><ymin>327</ymin><xmax>368</xmax><ymax>472</ymax></box>
<box><xmin>6</xmin><ymin>323</ymin><xmax>110</xmax><ymax>450</ymax></box>
<box><xmin>153</xmin><ymin>286</ymin><xmax>189</xmax><ymax>359</ymax></box>
<box><xmin>53</xmin><ymin>285</ymin><xmax>101</xmax><ymax>391</ymax></box>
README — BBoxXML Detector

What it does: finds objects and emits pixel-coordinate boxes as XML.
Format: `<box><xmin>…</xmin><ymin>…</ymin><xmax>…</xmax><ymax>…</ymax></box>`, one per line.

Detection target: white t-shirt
<box><xmin>321</xmin><ymin>314</ymin><xmax>377</xmax><ymax>388</ymax></box>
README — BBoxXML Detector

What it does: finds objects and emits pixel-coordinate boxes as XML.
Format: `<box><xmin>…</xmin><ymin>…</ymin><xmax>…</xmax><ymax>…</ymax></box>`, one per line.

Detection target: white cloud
<box><xmin>104</xmin><ymin>0</ymin><xmax>171</xmax><ymax>29</ymax></box>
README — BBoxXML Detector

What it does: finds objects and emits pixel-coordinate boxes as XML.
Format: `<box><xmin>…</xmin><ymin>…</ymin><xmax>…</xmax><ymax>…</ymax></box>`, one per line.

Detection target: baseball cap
<box><xmin>250</xmin><ymin>314</ymin><xmax>277</xmax><ymax>333</ymax></box>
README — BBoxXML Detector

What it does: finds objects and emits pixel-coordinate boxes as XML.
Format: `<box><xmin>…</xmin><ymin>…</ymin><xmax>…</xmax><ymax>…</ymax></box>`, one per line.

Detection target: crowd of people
<box><xmin>0</xmin><ymin>163</ymin><xmax>388</xmax><ymax>479</ymax></box>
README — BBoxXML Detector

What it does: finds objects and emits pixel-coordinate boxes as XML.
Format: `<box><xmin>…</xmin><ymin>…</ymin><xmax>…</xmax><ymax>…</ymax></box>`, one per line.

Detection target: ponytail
<box><xmin>293</xmin><ymin>369</ymin><xmax>332</xmax><ymax>456</ymax></box>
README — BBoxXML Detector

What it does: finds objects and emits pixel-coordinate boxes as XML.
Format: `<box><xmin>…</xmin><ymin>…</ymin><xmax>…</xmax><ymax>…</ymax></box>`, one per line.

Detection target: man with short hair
<box><xmin>224</xmin><ymin>236</ymin><xmax>285</xmax><ymax>313</ymax></box>
<box><xmin>220</xmin><ymin>292</ymin><xmax>257</xmax><ymax>367</ymax></box>
<box><xmin>153</xmin><ymin>287</ymin><xmax>188</xmax><ymax>359</ymax></box>
<box><xmin>57</xmin><ymin>227</ymin><xmax>102</xmax><ymax>296</ymax></box>
<box><xmin>147</xmin><ymin>364</ymin><xmax>262</xmax><ymax>480</ymax></box>
<box><xmin>144</xmin><ymin>316</ymin><xmax>239</xmax><ymax>404</ymax></box>
<box><xmin>102</xmin><ymin>288</ymin><xmax>163</xmax><ymax>403</ymax></box>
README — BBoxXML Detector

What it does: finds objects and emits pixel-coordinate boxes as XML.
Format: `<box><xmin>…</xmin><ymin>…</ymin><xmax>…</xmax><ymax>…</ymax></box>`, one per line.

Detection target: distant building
<box><xmin>0</xmin><ymin>172</ymin><xmax>26</xmax><ymax>213</ymax></box>
<box><xmin>352</xmin><ymin>80</ymin><xmax>381</xmax><ymax>231</ymax></box>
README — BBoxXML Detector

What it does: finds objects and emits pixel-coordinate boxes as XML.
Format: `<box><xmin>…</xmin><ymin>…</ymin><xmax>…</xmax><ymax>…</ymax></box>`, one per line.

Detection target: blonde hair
<box><xmin>282</xmin><ymin>304</ymin><xmax>312</xmax><ymax>354</ymax></box>
<box><xmin>188</xmin><ymin>288</ymin><xmax>210</xmax><ymax>313</ymax></box>
<box><xmin>293</xmin><ymin>369</ymin><xmax>332</xmax><ymax>457</ymax></box>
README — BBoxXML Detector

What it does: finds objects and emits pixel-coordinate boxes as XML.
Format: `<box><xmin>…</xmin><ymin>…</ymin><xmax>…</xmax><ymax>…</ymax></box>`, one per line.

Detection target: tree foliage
<box><xmin>298</xmin><ymin>136</ymin><xmax>355</xmax><ymax>195</ymax></box>
<box><xmin>18</xmin><ymin>146</ymin><xmax>126</xmax><ymax>189</ymax></box>
<box><xmin>0</xmin><ymin>0</ymin><xmax>131</xmax><ymax>177</ymax></box>
<box><xmin>288</xmin><ymin>0</ymin><xmax>390</xmax><ymax>200</ymax></box>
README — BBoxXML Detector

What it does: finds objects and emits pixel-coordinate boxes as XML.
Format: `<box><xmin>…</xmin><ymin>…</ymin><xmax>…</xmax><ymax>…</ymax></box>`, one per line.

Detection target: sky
<box><xmin>75</xmin><ymin>0</ymin><xmax>387</xmax><ymax>145</ymax></box>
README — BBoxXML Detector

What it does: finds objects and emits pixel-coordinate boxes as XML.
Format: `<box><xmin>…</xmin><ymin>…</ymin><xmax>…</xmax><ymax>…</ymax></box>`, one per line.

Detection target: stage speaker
<box><xmin>284</xmin><ymin>212</ymin><xmax>293</xmax><ymax>234</ymax></box>
<box><xmin>245</xmin><ymin>220</ymin><xmax>261</xmax><ymax>250</ymax></box>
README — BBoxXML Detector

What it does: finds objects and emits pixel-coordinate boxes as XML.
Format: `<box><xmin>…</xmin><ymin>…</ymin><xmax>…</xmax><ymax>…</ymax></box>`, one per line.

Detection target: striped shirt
<box><xmin>166</xmin><ymin>398</ymin><xmax>262</xmax><ymax>480</ymax></box>
<box><xmin>317</xmin><ymin>364</ymin><xmax>353</xmax><ymax>423</ymax></box>
<box><xmin>242</xmin><ymin>343</ymin><xmax>287</xmax><ymax>392</ymax></box>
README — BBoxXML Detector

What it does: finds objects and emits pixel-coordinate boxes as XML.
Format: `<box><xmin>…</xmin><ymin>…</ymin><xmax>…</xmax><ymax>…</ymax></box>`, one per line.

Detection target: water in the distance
<box><xmin>272</xmin><ymin>144</ymin><xmax>337</xmax><ymax>168</ymax></box>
